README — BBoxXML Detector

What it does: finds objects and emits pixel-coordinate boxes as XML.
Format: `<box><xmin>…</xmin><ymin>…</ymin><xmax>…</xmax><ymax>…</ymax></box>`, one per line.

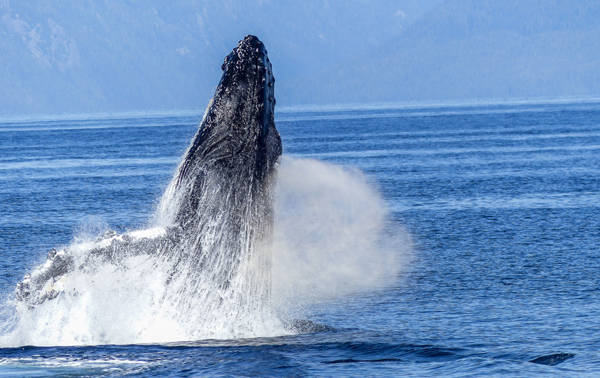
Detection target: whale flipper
<box><xmin>530</xmin><ymin>353</ymin><xmax>575</xmax><ymax>366</ymax></box>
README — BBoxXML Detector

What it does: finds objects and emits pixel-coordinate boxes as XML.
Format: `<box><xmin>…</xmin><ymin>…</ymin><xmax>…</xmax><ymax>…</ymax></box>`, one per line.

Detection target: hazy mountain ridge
<box><xmin>1</xmin><ymin>0</ymin><xmax>599</xmax><ymax>117</ymax></box>
<box><xmin>354</xmin><ymin>0</ymin><xmax>600</xmax><ymax>102</ymax></box>
<box><xmin>1</xmin><ymin>0</ymin><xmax>428</xmax><ymax>116</ymax></box>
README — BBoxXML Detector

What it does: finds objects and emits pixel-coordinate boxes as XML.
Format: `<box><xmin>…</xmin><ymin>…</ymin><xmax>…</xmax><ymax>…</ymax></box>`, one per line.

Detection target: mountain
<box><xmin>358</xmin><ymin>0</ymin><xmax>600</xmax><ymax>102</ymax></box>
<box><xmin>1</xmin><ymin>0</ymin><xmax>599</xmax><ymax>117</ymax></box>
<box><xmin>0</xmin><ymin>0</ymin><xmax>436</xmax><ymax>116</ymax></box>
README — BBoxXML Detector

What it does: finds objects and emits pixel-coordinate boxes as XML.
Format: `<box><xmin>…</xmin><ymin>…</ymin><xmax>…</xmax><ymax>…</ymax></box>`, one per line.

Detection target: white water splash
<box><xmin>0</xmin><ymin>157</ymin><xmax>410</xmax><ymax>346</ymax></box>
<box><xmin>272</xmin><ymin>157</ymin><xmax>411</xmax><ymax>309</ymax></box>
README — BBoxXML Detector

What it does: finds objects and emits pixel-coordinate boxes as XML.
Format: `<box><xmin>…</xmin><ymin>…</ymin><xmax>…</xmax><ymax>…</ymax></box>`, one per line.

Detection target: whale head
<box><xmin>164</xmin><ymin>35</ymin><xmax>282</xmax><ymax>235</ymax></box>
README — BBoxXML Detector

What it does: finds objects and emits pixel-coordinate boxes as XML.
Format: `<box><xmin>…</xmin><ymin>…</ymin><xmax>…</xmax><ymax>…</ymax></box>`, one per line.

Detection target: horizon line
<box><xmin>1</xmin><ymin>95</ymin><xmax>600</xmax><ymax>124</ymax></box>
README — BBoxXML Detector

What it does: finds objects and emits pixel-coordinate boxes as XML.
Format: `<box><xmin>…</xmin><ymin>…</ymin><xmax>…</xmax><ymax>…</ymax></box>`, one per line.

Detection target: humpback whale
<box><xmin>16</xmin><ymin>35</ymin><xmax>282</xmax><ymax>310</ymax></box>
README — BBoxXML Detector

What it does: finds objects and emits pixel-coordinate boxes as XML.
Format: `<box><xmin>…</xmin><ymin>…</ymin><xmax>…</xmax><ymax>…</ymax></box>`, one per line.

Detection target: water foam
<box><xmin>0</xmin><ymin>157</ymin><xmax>410</xmax><ymax>346</ymax></box>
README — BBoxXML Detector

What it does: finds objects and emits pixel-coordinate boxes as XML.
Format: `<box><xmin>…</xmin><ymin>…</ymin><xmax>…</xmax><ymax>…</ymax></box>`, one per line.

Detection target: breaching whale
<box><xmin>16</xmin><ymin>35</ymin><xmax>282</xmax><ymax>309</ymax></box>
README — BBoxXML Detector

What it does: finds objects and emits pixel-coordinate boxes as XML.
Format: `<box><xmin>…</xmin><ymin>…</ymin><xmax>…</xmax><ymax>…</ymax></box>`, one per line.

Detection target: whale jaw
<box><xmin>171</xmin><ymin>35</ymin><xmax>281</xmax><ymax>229</ymax></box>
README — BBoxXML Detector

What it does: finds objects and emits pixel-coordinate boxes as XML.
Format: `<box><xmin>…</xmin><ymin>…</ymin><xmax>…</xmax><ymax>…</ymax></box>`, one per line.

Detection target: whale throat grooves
<box><xmin>156</xmin><ymin>34</ymin><xmax>282</xmax><ymax>308</ymax></box>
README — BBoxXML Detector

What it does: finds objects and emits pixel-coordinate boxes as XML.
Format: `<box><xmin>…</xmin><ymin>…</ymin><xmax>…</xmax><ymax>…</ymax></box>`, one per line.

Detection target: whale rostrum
<box><xmin>16</xmin><ymin>35</ymin><xmax>282</xmax><ymax>309</ymax></box>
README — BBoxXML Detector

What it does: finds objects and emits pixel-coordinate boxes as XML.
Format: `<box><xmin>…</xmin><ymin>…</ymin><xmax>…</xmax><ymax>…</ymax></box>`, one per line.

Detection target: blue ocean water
<box><xmin>1</xmin><ymin>101</ymin><xmax>599</xmax><ymax>375</ymax></box>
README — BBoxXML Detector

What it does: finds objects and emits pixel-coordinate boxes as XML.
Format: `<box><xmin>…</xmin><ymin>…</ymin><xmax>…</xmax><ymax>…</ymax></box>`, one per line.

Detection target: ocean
<box><xmin>0</xmin><ymin>101</ymin><xmax>599</xmax><ymax>376</ymax></box>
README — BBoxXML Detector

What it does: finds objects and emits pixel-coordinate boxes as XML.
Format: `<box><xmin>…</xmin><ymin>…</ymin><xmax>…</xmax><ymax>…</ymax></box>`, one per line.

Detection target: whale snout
<box><xmin>222</xmin><ymin>35</ymin><xmax>271</xmax><ymax>76</ymax></box>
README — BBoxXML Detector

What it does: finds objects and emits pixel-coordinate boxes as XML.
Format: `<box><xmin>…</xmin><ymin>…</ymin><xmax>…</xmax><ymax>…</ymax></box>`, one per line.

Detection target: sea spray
<box><xmin>0</xmin><ymin>157</ymin><xmax>409</xmax><ymax>346</ymax></box>
<box><xmin>0</xmin><ymin>35</ymin><xmax>411</xmax><ymax>347</ymax></box>
<box><xmin>271</xmin><ymin>157</ymin><xmax>411</xmax><ymax>311</ymax></box>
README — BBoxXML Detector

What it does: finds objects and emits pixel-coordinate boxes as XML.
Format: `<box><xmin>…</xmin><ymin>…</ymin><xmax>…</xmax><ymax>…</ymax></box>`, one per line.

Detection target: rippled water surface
<box><xmin>1</xmin><ymin>102</ymin><xmax>599</xmax><ymax>375</ymax></box>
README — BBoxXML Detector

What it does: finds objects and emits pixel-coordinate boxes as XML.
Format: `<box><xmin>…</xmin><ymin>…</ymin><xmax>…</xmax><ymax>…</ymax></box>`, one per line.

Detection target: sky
<box><xmin>1</xmin><ymin>0</ymin><xmax>599</xmax><ymax>117</ymax></box>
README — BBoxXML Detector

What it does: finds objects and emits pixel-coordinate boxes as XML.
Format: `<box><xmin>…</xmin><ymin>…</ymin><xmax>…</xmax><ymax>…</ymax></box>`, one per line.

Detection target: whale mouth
<box><xmin>170</xmin><ymin>35</ymin><xmax>280</xmax><ymax>230</ymax></box>
<box><xmin>185</xmin><ymin>35</ymin><xmax>281</xmax><ymax>165</ymax></box>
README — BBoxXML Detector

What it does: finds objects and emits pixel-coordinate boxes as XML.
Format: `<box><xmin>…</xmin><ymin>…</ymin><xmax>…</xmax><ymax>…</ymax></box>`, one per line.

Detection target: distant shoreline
<box><xmin>2</xmin><ymin>95</ymin><xmax>600</xmax><ymax>124</ymax></box>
